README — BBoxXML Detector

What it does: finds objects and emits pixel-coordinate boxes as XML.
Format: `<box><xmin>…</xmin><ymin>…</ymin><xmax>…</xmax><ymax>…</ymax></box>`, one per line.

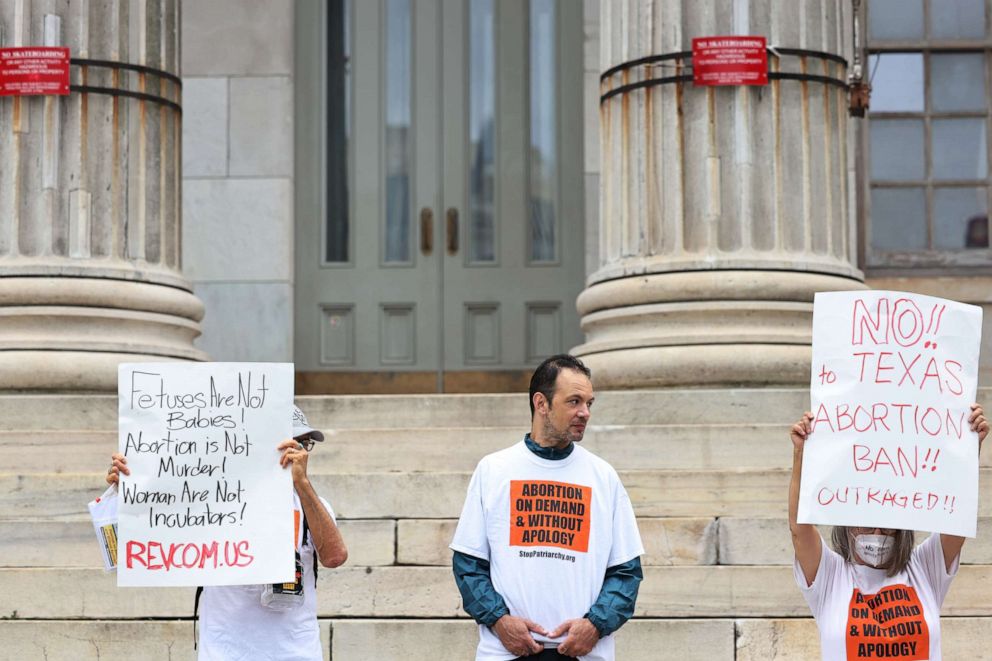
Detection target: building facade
<box><xmin>3</xmin><ymin>2</ymin><xmax>992</xmax><ymax>659</ymax></box>
<box><xmin>182</xmin><ymin>0</ymin><xmax>992</xmax><ymax>393</ymax></box>
<box><xmin>1</xmin><ymin>0</ymin><xmax>988</xmax><ymax>391</ymax></box>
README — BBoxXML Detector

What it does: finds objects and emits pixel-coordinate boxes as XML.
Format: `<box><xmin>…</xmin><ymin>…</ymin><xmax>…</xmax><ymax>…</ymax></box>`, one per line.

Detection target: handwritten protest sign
<box><xmin>117</xmin><ymin>363</ymin><xmax>295</xmax><ymax>587</ymax></box>
<box><xmin>798</xmin><ymin>291</ymin><xmax>983</xmax><ymax>537</ymax></box>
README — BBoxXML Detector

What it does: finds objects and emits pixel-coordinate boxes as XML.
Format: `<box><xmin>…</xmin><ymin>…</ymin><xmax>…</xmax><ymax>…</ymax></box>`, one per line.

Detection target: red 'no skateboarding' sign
<box><xmin>692</xmin><ymin>36</ymin><xmax>768</xmax><ymax>86</ymax></box>
<box><xmin>0</xmin><ymin>47</ymin><xmax>70</xmax><ymax>96</ymax></box>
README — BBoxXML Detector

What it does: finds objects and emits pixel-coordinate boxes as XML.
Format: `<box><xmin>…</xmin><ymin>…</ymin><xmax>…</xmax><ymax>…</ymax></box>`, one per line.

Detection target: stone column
<box><xmin>574</xmin><ymin>0</ymin><xmax>867</xmax><ymax>388</ymax></box>
<box><xmin>0</xmin><ymin>0</ymin><xmax>205</xmax><ymax>390</ymax></box>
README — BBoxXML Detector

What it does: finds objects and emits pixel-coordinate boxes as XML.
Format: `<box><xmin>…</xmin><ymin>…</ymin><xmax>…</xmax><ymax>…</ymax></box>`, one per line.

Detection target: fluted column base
<box><xmin>0</xmin><ymin>351</ymin><xmax>199</xmax><ymax>392</ymax></box>
<box><xmin>0</xmin><ymin>276</ymin><xmax>205</xmax><ymax>391</ymax></box>
<box><xmin>572</xmin><ymin>270</ymin><xmax>867</xmax><ymax>387</ymax></box>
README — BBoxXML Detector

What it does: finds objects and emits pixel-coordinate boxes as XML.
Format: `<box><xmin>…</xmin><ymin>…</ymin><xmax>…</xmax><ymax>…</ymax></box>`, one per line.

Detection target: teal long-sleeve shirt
<box><xmin>452</xmin><ymin>435</ymin><xmax>643</xmax><ymax>638</ymax></box>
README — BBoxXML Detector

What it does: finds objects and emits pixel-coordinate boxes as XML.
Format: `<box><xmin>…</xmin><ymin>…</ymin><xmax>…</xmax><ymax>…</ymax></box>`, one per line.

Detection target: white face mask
<box><xmin>854</xmin><ymin>534</ymin><xmax>895</xmax><ymax>567</ymax></box>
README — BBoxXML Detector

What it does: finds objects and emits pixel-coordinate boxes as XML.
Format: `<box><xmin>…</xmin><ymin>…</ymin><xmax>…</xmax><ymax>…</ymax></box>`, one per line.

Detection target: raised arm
<box><xmin>279</xmin><ymin>439</ymin><xmax>348</xmax><ymax>568</ymax></box>
<box><xmin>939</xmin><ymin>404</ymin><xmax>988</xmax><ymax>572</ymax></box>
<box><xmin>790</xmin><ymin>412</ymin><xmax>822</xmax><ymax>586</ymax></box>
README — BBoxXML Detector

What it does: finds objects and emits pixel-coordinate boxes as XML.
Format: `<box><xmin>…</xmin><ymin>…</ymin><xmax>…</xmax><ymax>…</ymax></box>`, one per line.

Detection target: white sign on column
<box><xmin>798</xmin><ymin>291</ymin><xmax>983</xmax><ymax>537</ymax></box>
<box><xmin>117</xmin><ymin>363</ymin><xmax>295</xmax><ymax>587</ymax></box>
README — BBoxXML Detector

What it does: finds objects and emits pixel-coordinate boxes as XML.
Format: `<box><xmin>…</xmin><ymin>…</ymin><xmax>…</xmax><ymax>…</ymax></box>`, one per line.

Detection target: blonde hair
<box><xmin>831</xmin><ymin>527</ymin><xmax>915</xmax><ymax>577</ymax></box>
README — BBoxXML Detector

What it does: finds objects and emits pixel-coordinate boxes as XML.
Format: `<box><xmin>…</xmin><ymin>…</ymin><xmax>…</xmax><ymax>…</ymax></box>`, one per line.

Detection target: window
<box><xmin>529</xmin><ymin>0</ymin><xmax>558</xmax><ymax>263</ymax></box>
<box><xmin>325</xmin><ymin>0</ymin><xmax>352</xmax><ymax>263</ymax></box>
<box><xmin>865</xmin><ymin>0</ymin><xmax>991</xmax><ymax>269</ymax></box>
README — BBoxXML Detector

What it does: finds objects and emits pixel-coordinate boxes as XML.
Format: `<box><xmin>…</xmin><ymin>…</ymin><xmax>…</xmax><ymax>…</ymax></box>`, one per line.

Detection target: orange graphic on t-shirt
<box><xmin>845</xmin><ymin>585</ymin><xmax>929</xmax><ymax>660</ymax></box>
<box><xmin>509</xmin><ymin>480</ymin><xmax>590</xmax><ymax>553</ymax></box>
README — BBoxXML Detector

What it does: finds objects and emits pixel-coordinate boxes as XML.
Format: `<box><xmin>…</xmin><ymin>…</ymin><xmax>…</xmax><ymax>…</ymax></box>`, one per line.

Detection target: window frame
<box><xmin>860</xmin><ymin>0</ymin><xmax>992</xmax><ymax>274</ymax></box>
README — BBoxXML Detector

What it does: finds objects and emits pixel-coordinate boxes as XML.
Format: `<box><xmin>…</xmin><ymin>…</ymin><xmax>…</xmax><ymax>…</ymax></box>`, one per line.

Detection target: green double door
<box><xmin>296</xmin><ymin>0</ymin><xmax>584</xmax><ymax>389</ymax></box>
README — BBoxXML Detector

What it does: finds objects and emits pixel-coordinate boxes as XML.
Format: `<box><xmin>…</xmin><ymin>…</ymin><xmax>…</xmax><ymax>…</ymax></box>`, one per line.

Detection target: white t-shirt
<box><xmin>795</xmin><ymin>533</ymin><xmax>959</xmax><ymax>661</ymax></box>
<box><xmin>198</xmin><ymin>492</ymin><xmax>334</xmax><ymax>661</ymax></box>
<box><xmin>450</xmin><ymin>440</ymin><xmax>644</xmax><ymax>661</ymax></box>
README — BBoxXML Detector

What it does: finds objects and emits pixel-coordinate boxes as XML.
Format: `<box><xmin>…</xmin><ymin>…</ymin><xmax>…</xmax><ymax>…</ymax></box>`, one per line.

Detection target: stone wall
<box><xmin>181</xmin><ymin>0</ymin><xmax>295</xmax><ymax>361</ymax></box>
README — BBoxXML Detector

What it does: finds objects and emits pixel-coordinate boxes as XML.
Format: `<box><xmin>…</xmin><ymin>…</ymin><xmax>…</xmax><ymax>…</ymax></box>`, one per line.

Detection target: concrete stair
<box><xmin>1</xmin><ymin>388</ymin><xmax>990</xmax><ymax>659</ymax></box>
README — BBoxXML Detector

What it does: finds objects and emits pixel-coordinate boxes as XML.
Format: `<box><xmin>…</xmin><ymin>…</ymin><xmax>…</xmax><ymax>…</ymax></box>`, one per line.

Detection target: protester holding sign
<box><xmin>108</xmin><ymin>405</ymin><xmax>347</xmax><ymax>661</ymax></box>
<box><xmin>451</xmin><ymin>354</ymin><xmax>644</xmax><ymax>661</ymax></box>
<box><xmin>790</xmin><ymin>406</ymin><xmax>986</xmax><ymax>660</ymax></box>
<box><xmin>789</xmin><ymin>289</ymin><xmax>989</xmax><ymax>660</ymax></box>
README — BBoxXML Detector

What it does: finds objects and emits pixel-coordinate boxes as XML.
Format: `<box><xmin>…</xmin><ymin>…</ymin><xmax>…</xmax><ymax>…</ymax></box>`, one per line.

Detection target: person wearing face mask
<box><xmin>789</xmin><ymin>404</ymin><xmax>989</xmax><ymax>660</ymax></box>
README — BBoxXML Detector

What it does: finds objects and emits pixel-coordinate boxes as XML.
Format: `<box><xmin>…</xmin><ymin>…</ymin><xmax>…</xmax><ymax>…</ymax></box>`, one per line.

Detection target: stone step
<box><xmin>0</xmin><ymin>619</ymin><xmax>729</xmax><ymax>661</ymax></box>
<box><xmin>297</xmin><ymin>388</ymin><xmax>816</xmax><ymax>428</ymax></box>
<box><xmin>735</xmin><ymin>618</ymin><xmax>992</xmax><ymax>660</ymax></box>
<box><xmin>719</xmin><ymin>517</ymin><xmax>992</xmax><ymax>566</ymax></box>
<box><xmin>0</xmin><ymin>431</ymin><xmax>116</xmax><ymax>474</ymax></box>
<box><xmin>13</xmin><ymin>423</ymin><xmax>992</xmax><ymax>478</ymax></box>
<box><xmin>3</xmin><ymin>617</ymin><xmax>991</xmax><ymax>660</ymax></box>
<box><xmin>0</xmin><ymin>395</ymin><xmax>119</xmax><ymax>431</ymax></box>
<box><xmin>0</xmin><ymin>388</ymin><xmax>831</xmax><ymax>431</ymax></box>
<box><xmin>396</xmin><ymin>517</ymin><xmax>718</xmax><ymax>566</ymax></box>
<box><xmin>6</xmin><ymin>387</ymin><xmax>988</xmax><ymax>434</ymax></box>
<box><xmin>12</xmin><ymin>515</ymin><xmax>992</xmax><ymax>570</ymax></box>
<box><xmin>310</xmin><ymin>423</ymin><xmax>992</xmax><ymax>471</ymax></box>
<box><xmin>0</xmin><ymin>519</ymin><xmax>395</xmax><ymax>568</ymax></box>
<box><xmin>0</xmin><ymin>470</ymin><xmax>782</xmax><ymax>520</ymax></box>
<box><xmin>0</xmin><ymin>620</ymin><xmax>211</xmax><ymax>661</ymax></box>
<box><xmin>390</xmin><ymin>517</ymin><xmax>992</xmax><ymax>567</ymax></box>
<box><xmin>331</xmin><ymin>619</ymin><xmax>736</xmax><ymax>661</ymax></box>
<box><xmin>257</xmin><ymin>423</ymin><xmax>783</xmax><ymax>471</ymax></box>
<box><xmin>7</xmin><ymin>468</ymin><xmax>992</xmax><ymax>520</ymax></box>
<box><xmin>0</xmin><ymin>423</ymin><xmax>815</xmax><ymax>474</ymax></box>
<box><xmin>0</xmin><ymin>517</ymin><xmax>717</xmax><ymax>568</ymax></box>
<box><xmin>4</xmin><ymin>565</ymin><xmax>992</xmax><ymax>619</ymax></box>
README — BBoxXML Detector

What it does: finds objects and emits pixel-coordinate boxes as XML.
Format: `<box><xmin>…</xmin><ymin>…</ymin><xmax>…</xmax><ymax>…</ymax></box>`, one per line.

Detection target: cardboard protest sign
<box><xmin>798</xmin><ymin>291</ymin><xmax>983</xmax><ymax>537</ymax></box>
<box><xmin>117</xmin><ymin>363</ymin><xmax>295</xmax><ymax>587</ymax></box>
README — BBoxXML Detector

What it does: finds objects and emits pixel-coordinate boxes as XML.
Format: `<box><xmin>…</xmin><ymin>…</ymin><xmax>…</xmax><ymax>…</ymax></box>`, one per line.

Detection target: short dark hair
<box><xmin>529</xmin><ymin>354</ymin><xmax>592</xmax><ymax>417</ymax></box>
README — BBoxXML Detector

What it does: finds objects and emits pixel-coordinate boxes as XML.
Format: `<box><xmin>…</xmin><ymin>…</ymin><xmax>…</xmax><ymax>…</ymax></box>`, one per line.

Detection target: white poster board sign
<box><xmin>798</xmin><ymin>291</ymin><xmax>983</xmax><ymax>537</ymax></box>
<box><xmin>117</xmin><ymin>363</ymin><xmax>295</xmax><ymax>587</ymax></box>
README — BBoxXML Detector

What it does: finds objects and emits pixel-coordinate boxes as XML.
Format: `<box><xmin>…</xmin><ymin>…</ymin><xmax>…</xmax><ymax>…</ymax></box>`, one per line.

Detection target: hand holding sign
<box><xmin>277</xmin><ymin>439</ymin><xmax>311</xmax><ymax>486</ymax></box>
<box><xmin>970</xmin><ymin>405</ymin><xmax>990</xmax><ymax>450</ymax></box>
<box><xmin>798</xmin><ymin>291</ymin><xmax>984</xmax><ymax>537</ymax></box>
<box><xmin>791</xmin><ymin>411</ymin><xmax>814</xmax><ymax>452</ymax></box>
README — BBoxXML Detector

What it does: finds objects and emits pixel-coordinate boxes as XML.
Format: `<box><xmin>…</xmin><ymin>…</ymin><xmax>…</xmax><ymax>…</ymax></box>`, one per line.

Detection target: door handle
<box><xmin>420</xmin><ymin>207</ymin><xmax>433</xmax><ymax>255</ymax></box>
<box><xmin>446</xmin><ymin>207</ymin><xmax>459</xmax><ymax>255</ymax></box>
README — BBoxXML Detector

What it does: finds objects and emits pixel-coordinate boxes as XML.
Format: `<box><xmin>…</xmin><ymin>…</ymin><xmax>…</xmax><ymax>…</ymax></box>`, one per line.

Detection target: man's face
<box><xmin>537</xmin><ymin>369</ymin><xmax>595</xmax><ymax>446</ymax></box>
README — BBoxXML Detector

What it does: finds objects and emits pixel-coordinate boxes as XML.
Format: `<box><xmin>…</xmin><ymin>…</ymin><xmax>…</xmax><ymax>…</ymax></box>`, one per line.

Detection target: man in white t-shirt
<box><xmin>109</xmin><ymin>406</ymin><xmax>348</xmax><ymax>660</ymax></box>
<box><xmin>451</xmin><ymin>354</ymin><xmax>644</xmax><ymax>661</ymax></box>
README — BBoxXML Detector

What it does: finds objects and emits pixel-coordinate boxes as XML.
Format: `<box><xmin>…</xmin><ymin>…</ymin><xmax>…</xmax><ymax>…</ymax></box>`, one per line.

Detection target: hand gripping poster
<box><xmin>117</xmin><ymin>363</ymin><xmax>295</xmax><ymax>587</ymax></box>
<box><xmin>798</xmin><ymin>291</ymin><xmax>983</xmax><ymax>537</ymax></box>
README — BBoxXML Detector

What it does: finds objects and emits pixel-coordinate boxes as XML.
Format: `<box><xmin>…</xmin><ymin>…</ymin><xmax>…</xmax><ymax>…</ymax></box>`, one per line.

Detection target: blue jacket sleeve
<box><xmin>452</xmin><ymin>550</ymin><xmax>510</xmax><ymax>626</ymax></box>
<box><xmin>583</xmin><ymin>556</ymin><xmax>643</xmax><ymax>637</ymax></box>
